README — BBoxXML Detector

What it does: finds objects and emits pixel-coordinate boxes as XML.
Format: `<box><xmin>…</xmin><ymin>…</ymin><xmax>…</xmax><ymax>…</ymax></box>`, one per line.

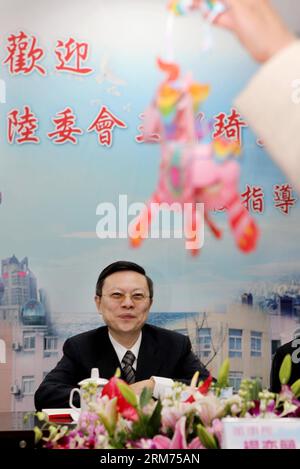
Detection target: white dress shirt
<box><xmin>108</xmin><ymin>331</ymin><xmax>173</xmax><ymax>399</ymax></box>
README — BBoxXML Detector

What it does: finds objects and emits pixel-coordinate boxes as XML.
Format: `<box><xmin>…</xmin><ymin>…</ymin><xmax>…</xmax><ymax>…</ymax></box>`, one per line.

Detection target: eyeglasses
<box><xmin>99</xmin><ymin>292</ymin><xmax>151</xmax><ymax>304</ymax></box>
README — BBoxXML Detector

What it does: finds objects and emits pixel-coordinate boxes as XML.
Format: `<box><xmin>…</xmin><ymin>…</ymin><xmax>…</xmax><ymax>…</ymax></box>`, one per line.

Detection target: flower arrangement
<box><xmin>33</xmin><ymin>354</ymin><xmax>300</xmax><ymax>449</ymax></box>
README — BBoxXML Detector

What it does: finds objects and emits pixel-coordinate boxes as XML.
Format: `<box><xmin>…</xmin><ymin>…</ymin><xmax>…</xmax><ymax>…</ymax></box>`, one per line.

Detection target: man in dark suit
<box><xmin>35</xmin><ymin>261</ymin><xmax>209</xmax><ymax>410</ymax></box>
<box><xmin>270</xmin><ymin>336</ymin><xmax>300</xmax><ymax>393</ymax></box>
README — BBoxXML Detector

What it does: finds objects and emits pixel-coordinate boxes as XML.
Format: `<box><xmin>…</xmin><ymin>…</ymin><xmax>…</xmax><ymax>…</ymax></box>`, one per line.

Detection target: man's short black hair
<box><xmin>96</xmin><ymin>261</ymin><xmax>153</xmax><ymax>299</ymax></box>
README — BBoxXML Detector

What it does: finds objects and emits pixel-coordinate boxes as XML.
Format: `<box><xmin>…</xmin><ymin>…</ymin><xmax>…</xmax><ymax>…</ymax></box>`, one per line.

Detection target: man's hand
<box><xmin>129</xmin><ymin>378</ymin><xmax>155</xmax><ymax>396</ymax></box>
<box><xmin>205</xmin><ymin>0</ymin><xmax>296</xmax><ymax>63</ymax></box>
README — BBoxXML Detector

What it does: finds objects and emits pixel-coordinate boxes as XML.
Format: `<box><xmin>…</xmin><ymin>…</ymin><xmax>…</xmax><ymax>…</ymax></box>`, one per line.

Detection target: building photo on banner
<box><xmin>0</xmin><ymin>0</ymin><xmax>300</xmax><ymax>452</ymax></box>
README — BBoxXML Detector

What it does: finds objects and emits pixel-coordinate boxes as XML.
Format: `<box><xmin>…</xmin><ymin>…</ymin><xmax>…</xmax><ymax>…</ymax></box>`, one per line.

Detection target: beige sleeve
<box><xmin>235</xmin><ymin>40</ymin><xmax>300</xmax><ymax>194</ymax></box>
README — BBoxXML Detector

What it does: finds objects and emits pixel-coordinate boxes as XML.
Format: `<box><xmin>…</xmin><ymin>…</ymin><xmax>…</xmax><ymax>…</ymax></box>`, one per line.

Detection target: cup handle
<box><xmin>69</xmin><ymin>388</ymin><xmax>80</xmax><ymax>410</ymax></box>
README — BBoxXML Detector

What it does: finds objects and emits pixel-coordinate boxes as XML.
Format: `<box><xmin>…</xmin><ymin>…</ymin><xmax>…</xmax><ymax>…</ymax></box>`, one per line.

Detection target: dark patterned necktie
<box><xmin>121</xmin><ymin>350</ymin><xmax>136</xmax><ymax>384</ymax></box>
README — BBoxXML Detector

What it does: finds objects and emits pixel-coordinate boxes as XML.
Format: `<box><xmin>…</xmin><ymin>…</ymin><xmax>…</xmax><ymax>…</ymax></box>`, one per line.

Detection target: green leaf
<box><xmin>114</xmin><ymin>367</ymin><xmax>121</xmax><ymax>378</ymax></box>
<box><xmin>139</xmin><ymin>387</ymin><xmax>152</xmax><ymax>408</ymax></box>
<box><xmin>96</xmin><ymin>396</ymin><xmax>117</xmax><ymax>435</ymax></box>
<box><xmin>97</xmin><ymin>412</ymin><xmax>114</xmax><ymax>435</ymax></box>
<box><xmin>147</xmin><ymin>399</ymin><xmax>162</xmax><ymax>436</ymax></box>
<box><xmin>291</xmin><ymin>379</ymin><xmax>300</xmax><ymax>398</ymax></box>
<box><xmin>250</xmin><ymin>378</ymin><xmax>262</xmax><ymax>401</ymax></box>
<box><xmin>217</xmin><ymin>358</ymin><xmax>230</xmax><ymax>388</ymax></box>
<box><xmin>197</xmin><ymin>424</ymin><xmax>218</xmax><ymax>449</ymax></box>
<box><xmin>117</xmin><ymin>381</ymin><xmax>138</xmax><ymax>407</ymax></box>
<box><xmin>129</xmin><ymin>414</ymin><xmax>149</xmax><ymax>440</ymax></box>
<box><xmin>48</xmin><ymin>425</ymin><xmax>58</xmax><ymax>441</ymax></box>
<box><xmin>279</xmin><ymin>354</ymin><xmax>292</xmax><ymax>385</ymax></box>
<box><xmin>33</xmin><ymin>426</ymin><xmax>43</xmax><ymax>444</ymax></box>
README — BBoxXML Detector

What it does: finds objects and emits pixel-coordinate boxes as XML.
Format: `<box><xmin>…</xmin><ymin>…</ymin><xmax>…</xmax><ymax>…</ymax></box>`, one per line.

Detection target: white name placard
<box><xmin>0</xmin><ymin>79</ymin><xmax>6</xmax><ymax>103</ymax></box>
<box><xmin>222</xmin><ymin>417</ymin><xmax>300</xmax><ymax>449</ymax></box>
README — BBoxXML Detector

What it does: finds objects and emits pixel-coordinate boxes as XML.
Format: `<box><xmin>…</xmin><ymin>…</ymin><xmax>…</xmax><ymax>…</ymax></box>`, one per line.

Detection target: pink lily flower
<box><xmin>153</xmin><ymin>416</ymin><xmax>204</xmax><ymax>449</ymax></box>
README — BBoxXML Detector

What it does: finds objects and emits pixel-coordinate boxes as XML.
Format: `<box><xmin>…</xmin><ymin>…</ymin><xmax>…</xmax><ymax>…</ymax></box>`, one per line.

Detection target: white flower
<box><xmin>195</xmin><ymin>394</ymin><xmax>226</xmax><ymax>426</ymax></box>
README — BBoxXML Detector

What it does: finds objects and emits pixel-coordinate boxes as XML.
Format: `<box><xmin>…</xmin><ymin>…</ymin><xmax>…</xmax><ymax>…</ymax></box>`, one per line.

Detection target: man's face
<box><xmin>95</xmin><ymin>270</ymin><xmax>152</xmax><ymax>336</ymax></box>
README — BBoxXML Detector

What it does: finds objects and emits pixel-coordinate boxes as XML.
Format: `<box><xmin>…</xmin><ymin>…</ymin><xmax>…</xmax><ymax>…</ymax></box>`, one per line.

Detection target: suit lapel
<box><xmin>135</xmin><ymin>326</ymin><xmax>161</xmax><ymax>381</ymax></box>
<box><xmin>94</xmin><ymin>327</ymin><xmax>121</xmax><ymax>379</ymax></box>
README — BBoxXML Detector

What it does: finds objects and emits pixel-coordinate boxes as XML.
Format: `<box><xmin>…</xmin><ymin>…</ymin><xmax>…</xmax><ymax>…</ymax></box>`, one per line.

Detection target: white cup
<box><xmin>69</xmin><ymin>368</ymin><xmax>108</xmax><ymax>412</ymax></box>
<box><xmin>69</xmin><ymin>387</ymin><xmax>91</xmax><ymax>412</ymax></box>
